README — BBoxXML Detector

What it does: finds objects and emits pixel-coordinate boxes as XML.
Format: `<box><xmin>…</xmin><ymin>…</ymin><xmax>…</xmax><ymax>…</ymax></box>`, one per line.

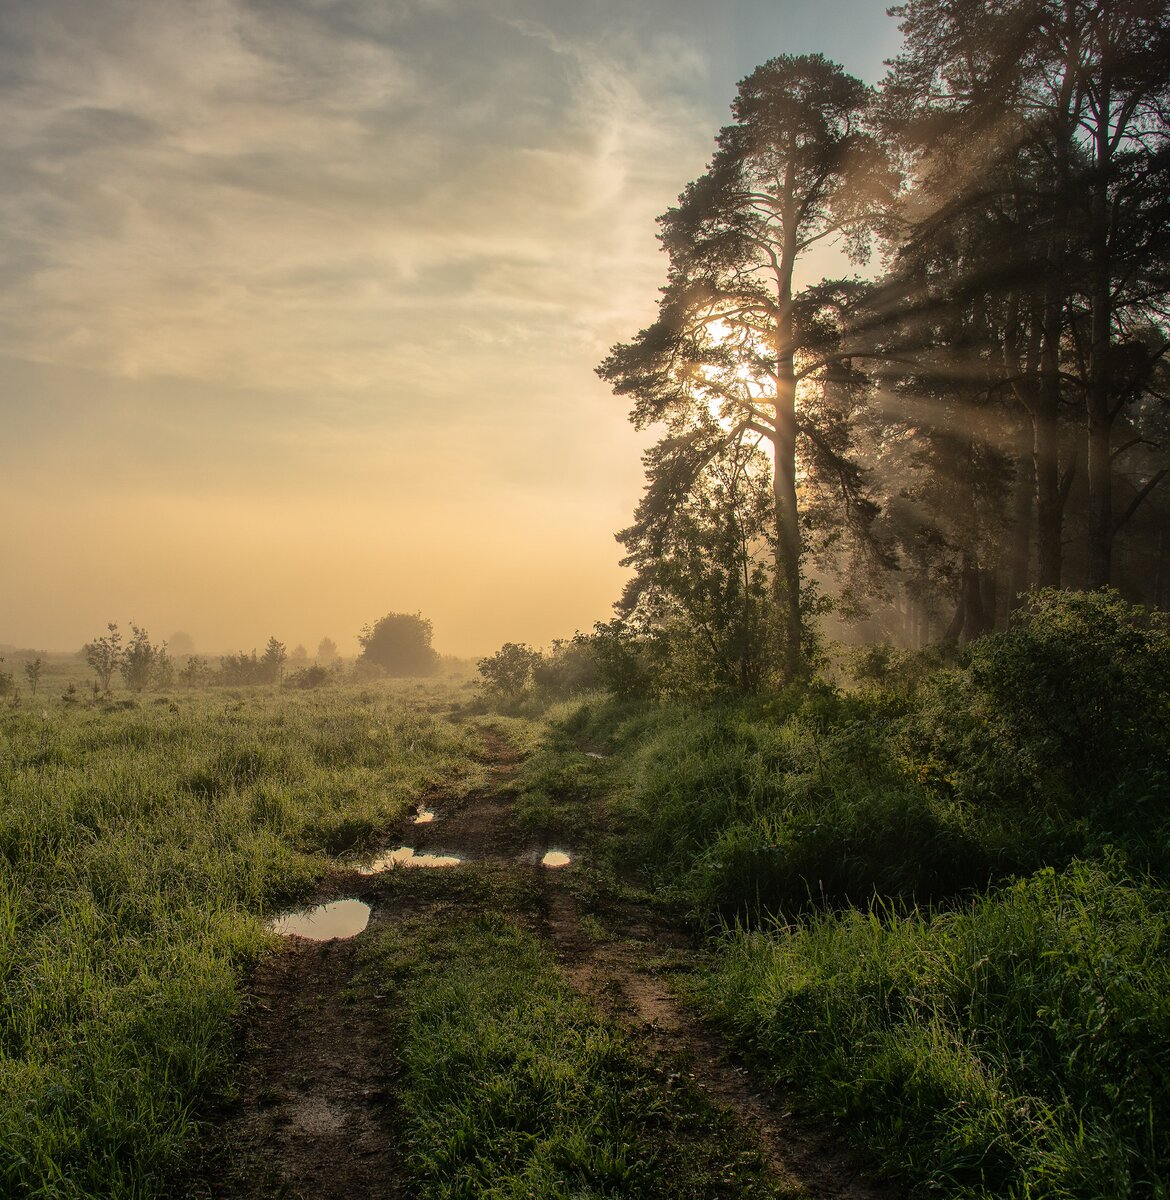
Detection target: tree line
<box><xmin>598</xmin><ymin>0</ymin><xmax>1170</xmax><ymax>689</ymax></box>
<box><xmin>69</xmin><ymin>612</ymin><xmax>440</xmax><ymax>694</ymax></box>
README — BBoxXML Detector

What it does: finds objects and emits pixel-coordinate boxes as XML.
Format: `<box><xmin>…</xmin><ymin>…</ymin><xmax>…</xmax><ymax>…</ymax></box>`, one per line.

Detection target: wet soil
<box><xmin>191</xmin><ymin>727</ymin><xmax>897</xmax><ymax>1200</ymax></box>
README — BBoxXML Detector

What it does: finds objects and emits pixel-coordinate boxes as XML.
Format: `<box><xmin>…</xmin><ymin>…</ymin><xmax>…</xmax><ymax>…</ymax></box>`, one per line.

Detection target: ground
<box><xmin>188</xmin><ymin>724</ymin><xmax>896</xmax><ymax>1199</ymax></box>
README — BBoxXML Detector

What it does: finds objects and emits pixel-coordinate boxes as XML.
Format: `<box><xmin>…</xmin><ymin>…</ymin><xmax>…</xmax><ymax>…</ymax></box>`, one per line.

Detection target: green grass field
<box><xmin>0</xmin><ymin>679</ymin><xmax>483</xmax><ymax>1199</ymax></box>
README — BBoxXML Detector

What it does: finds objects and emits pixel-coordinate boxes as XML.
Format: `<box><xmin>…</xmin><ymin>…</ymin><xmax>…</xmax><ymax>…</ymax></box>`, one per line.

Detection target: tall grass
<box><xmin>693</xmin><ymin>859</ymin><xmax>1170</xmax><ymax>1198</ymax></box>
<box><xmin>0</xmin><ymin>683</ymin><xmax>481</xmax><ymax>1199</ymax></box>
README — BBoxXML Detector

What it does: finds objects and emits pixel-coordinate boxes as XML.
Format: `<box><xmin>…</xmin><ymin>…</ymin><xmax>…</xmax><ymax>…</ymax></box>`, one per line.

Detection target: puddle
<box><xmin>541</xmin><ymin>850</ymin><xmax>572</xmax><ymax>869</ymax></box>
<box><xmin>269</xmin><ymin>899</ymin><xmax>370</xmax><ymax>940</ymax></box>
<box><xmin>358</xmin><ymin>846</ymin><xmax>462</xmax><ymax>873</ymax></box>
<box><xmin>413</xmin><ymin>808</ymin><xmax>436</xmax><ymax>824</ymax></box>
<box><xmin>584</xmin><ymin>751</ymin><xmax>608</xmax><ymax>760</ymax></box>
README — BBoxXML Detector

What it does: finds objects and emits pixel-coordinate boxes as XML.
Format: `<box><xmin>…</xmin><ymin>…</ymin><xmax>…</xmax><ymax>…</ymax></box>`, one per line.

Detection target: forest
<box><xmin>2</xmin><ymin>1</ymin><xmax>1170</xmax><ymax>1198</ymax></box>
<box><xmin>598</xmin><ymin>0</ymin><xmax>1170</xmax><ymax>684</ymax></box>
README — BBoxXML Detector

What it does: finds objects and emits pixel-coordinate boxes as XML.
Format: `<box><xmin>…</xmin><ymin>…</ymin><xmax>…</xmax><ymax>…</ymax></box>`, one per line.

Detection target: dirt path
<box><xmin>194</xmin><ymin>727</ymin><xmax>896</xmax><ymax>1200</ymax></box>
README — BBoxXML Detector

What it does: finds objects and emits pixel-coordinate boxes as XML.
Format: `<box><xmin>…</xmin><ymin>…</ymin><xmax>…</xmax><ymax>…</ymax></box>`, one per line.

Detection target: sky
<box><xmin>0</xmin><ymin>0</ymin><xmax>903</xmax><ymax>659</ymax></box>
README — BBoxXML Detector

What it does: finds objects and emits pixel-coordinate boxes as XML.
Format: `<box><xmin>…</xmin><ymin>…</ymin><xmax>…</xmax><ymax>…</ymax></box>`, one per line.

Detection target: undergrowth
<box><xmin>692</xmin><ymin>858</ymin><xmax>1170</xmax><ymax>1198</ymax></box>
<box><xmin>521</xmin><ymin>590</ymin><xmax>1170</xmax><ymax>1197</ymax></box>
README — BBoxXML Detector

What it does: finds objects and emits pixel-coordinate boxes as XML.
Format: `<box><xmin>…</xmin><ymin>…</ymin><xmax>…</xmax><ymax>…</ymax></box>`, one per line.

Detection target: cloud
<box><xmin>0</xmin><ymin>0</ymin><xmax>711</xmax><ymax>406</ymax></box>
<box><xmin>0</xmin><ymin>0</ymin><xmax>905</xmax><ymax>653</ymax></box>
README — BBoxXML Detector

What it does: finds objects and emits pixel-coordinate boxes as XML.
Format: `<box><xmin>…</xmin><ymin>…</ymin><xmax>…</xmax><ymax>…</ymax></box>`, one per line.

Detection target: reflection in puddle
<box><xmin>541</xmin><ymin>850</ymin><xmax>572</xmax><ymax>869</ymax></box>
<box><xmin>269</xmin><ymin>899</ymin><xmax>370</xmax><ymax>940</ymax></box>
<box><xmin>413</xmin><ymin>808</ymin><xmax>436</xmax><ymax>824</ymax></box>
<box><xmin>359</xmin><ymin>846</ymin><xmax>462</xmax><ymax>873</ymax></box>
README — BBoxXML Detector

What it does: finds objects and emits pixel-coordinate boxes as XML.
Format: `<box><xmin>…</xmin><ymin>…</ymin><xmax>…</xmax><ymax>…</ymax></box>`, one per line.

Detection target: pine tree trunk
<box><xmin>773</xmin><ymin>377</ymin><xmax>803</xmax><ymax>680</ymax></box>
<box><xmin>1008</xmin><ymin>424</ymin><xmax>1034</xmax><ymax>609</ymax></box>
<box><xmin>773</xmin><ymin>237</ymin><xmax>803</xmax><ymax>682</ymax></box>
<box><xmin>1085</xmin><ymin>146</ymin><xmax>1114</xmax><ymax>588</ymax></box>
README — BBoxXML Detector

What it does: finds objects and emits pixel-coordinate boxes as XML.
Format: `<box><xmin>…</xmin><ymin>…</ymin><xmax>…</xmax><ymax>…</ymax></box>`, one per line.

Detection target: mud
<box><xmin>192</xmin><ymin>725</ymin><xmax>897</xmax><ymax>1200</ymax></box>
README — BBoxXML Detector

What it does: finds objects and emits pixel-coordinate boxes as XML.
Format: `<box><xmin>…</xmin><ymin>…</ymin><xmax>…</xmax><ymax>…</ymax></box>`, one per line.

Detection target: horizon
<box><xmin>0</xmin><ymin>0</ymin><xmax>903</xmax><ymax>659</ymax></box>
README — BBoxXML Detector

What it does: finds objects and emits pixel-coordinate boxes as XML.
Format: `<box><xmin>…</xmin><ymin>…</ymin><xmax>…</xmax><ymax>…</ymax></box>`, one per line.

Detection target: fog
<box><xmin>0</xmin><ymin>0</ymin><xmax>900</xmax><ymax>657</ymax></box>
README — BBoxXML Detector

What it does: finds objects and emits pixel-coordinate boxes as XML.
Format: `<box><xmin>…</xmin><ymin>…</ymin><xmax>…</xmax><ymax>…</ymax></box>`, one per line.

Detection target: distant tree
<box><xmin>83</xmin><ymin>623</ymin><xmax>123</xmax><ymax>691</ymax></box>
<box><xmin>219</xmin><ymin>650</ymin><xmax>264</xmax><ymax>685</ymax></box>
<box><xmin>0</xmin><ymin>657</ymin><xmax>14</xmax><ymax>698</ymax></box>
<box><xmin>168</xmin><ymin>631</ymin><xmax>196</xmax><ymax>657</ymax></box>
<box><xmin>153</xmin><ymin>644</ymin><xmax>174</xmax><ymax>689</ymax></box>
<box><xmin>120</xmin><ymin>624</ymin><xmax>167</xmax><ymax>692</ymax></box>
<box><xmin>316</xmin><ymin>636</ymin><xmax>339</xmax><ymax>666</ymax></box>
<box><xmin>478</xmin><ymin>643</ymin><xmax>541</xmax><ymax>696</ymax></box>
<box><xmin>23</xmin><ymin>657</ymin><xmax>43</xmax><ymax>697</ymax></box>
<box><xmin>358</xmin><ymin>612</ymin><xmax>439</xmax><ymax>677</ymax></box>
<box><xmin>261</xmin><ymin>637</ymin><xmax>287</xmax><ymax>684</ymax></box>
<box><xmin>179</xmin><ymin>656</ymin><xmax>208</xmax><ymax>688</ymax></box>
<box><xmin>289</xmin><ymin>644</ymin><xmax>310</xmax><ymax>668</ymax></box>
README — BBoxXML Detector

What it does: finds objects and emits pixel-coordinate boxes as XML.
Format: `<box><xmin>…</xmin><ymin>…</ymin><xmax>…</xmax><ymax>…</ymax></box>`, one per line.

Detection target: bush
<box><xmin>357</xmin><ymin>612</ymin><xmax>438</xmax><ymax>677</ymax></box>
<box><xmin>288</xmin><ymin>664</ymin><xmax>330</xmax><ymax>689</ymax></box>
<box><xmin>906</xmin><ymin>589</ymin><xmax>1170</xmax><ymax>824</ymax></box>
<box><xmin>477</xmin><ymin>642</ymin><xmax>541</xmax><ymax>697</ymax></box>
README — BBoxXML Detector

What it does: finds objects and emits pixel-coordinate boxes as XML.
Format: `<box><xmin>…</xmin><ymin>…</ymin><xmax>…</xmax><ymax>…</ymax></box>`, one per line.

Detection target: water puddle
<box><xmin>584</xmin><ymin>751</ymin><xmax>608</xmax><ymax>760</ymax></box>
<box><xmin>269</xmin><ymin>898</ymin><xmax>370</xmax><ymax>940</ymax></box>
<box><xmin>541</xmin><ymin>850</ymin><xmax>572</xmax><ymax>869</ymax></box>
<box><xmin>358</xmin><ymin>846</ymin><xmax>462</xmax><ymax>873</ymax></box>
<box><xmin>413</xmin><ymin>808</ymin><xmax>436</xmax><ymax>824</ymax></box>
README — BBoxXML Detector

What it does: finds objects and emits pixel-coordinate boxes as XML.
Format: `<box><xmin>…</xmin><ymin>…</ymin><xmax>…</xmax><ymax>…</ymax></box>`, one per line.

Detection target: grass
<box><xmin>506</xmin><ymin>595</ymin><xmax>1170</xmax><ymax>1198</ymax></box>
<box><xmin>360</xmin><ymin>901</ymin><xmax>799</xmax><ymax>1199</ymax></box>
<box><xmin>0</xmin><ymin>680</ymin><xmax>483</xmax><ymax>1200</ymax></box>
<box><xmin>691</xmin><ymin>858</ymin><xmax>1170</xmax><ymax>1197</ymax></box>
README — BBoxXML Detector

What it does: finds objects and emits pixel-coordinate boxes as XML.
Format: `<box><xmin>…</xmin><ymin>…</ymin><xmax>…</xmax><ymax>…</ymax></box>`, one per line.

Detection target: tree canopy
<box><xmin>358</xmin><ymin>612</ymin><xmax>439</xmax><ymax>677</ymax></box>
<box><xmin>599</xmin><ymin>13</ymin><xmax>1170</xmax><ymax>689</ymax></box>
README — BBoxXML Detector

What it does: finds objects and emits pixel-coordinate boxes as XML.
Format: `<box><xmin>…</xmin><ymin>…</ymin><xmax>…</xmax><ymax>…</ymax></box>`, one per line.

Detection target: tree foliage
<box><xmin>599</xmin><ymin>54</ymin><xmax>892</xmax><ymax>681</ymax></box>
<box><xmin>357</xmin><ymin>612</ymin><xmax>438</xmax><ymax>677</ymax></box>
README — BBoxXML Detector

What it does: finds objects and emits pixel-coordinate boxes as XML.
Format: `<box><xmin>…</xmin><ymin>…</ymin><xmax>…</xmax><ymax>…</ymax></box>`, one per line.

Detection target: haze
<box><xmin>0</xmin><ymin>0</ymin><xmax>901</xmax><ymax>658</ymax></box>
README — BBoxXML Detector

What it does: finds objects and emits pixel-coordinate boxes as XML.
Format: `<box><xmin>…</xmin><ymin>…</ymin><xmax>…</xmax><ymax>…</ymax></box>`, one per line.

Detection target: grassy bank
<box><xmin>519</xmin><ymin>591</ymin><xmax>1170</xmax><ymax>1197</ymax></box>
<box><xmin>0</xmin><ymin>682</ymin><xmax>480</xmax><ymax>1199</ymax></box>
<box><xmin>695</xmin><ymin>859</ymin><xmax>1170</xmax><ymax>1197</ymax></box>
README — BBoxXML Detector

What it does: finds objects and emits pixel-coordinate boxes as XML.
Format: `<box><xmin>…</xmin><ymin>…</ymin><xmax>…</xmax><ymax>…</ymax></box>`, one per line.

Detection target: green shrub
<box><xmin>904</xmin><ymin>589</ymin><xmax>1170</xmax><ymax>852</ymax></box>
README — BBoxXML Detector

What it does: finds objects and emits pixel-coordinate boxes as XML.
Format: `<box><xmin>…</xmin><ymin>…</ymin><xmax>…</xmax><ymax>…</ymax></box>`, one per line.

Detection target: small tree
<box><xmin>0</xmin><ymin>657</ymin><xmax>14</xmax><ymax>698</ymax></box>
<box><xmin>316</xmin><ymin>636</ymin><xmax>339</xmax><ymax>666</ymax></box>
<box><xmin>23</xmin><ymin>657</ymin><xmax>43</xmax><ymax>697</ymax></box>
<box><xmin>121</xmin><ymin>624</ymin><xmax>165</xmax><ymax>692</ymax></box>
<box><xmin>84</xmin><ymin>623</ymin><xmax>123</xmax><ymax>691</ymax></box>
<box><xmin>357</xmin><ymin>612</ymin><xmax>438</xmax><ymax>677</ymax></box>
<box><xmin>179</xmin><ymin>656</ymin><xmax>207</xmax><ymax>688</ymax></box>
<box><xmin>153</xmin><ymin>644</ymin><xmax>174</xmax><ymax>689</ymax></box>
<box><xmin>261</xmin><ymin>637</ymin><xmax>287</xmax><ymax>684</ymax></box>
<box><xmin>478</xmin><ymin>643</ymin><xmax>542</xmax><ymax>697</ymax></box>
<box><xmin>219</xmin><ymin>650</ymin><xmax>263</xmax><ymax>685</ymax></box>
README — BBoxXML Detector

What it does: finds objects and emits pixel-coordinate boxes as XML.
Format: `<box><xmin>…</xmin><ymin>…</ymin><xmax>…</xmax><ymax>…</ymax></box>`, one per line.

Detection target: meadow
<box><xmin>6</xmin><ymin>588</ymin><xmax>1170</xmax><ymax>1199</ymax></box>
<box><xmin>0</xmin><ymin>674</ymin><xmax>483</xmax><ymax>1199</ymax></box>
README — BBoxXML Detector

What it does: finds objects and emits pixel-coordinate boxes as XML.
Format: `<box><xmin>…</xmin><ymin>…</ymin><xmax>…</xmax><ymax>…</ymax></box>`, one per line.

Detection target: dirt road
<box><xmin>191</xmin><ymin>727</ymin><xmax>894</xmax><ymax>1200</ymax></box>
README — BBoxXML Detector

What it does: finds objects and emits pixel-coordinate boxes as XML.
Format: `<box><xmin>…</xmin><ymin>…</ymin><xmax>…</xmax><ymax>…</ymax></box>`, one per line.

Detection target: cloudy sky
<box><xmin>0</xmin><ymin>0</ymin><xmax>902</xmax><ymax>658</ymax></box>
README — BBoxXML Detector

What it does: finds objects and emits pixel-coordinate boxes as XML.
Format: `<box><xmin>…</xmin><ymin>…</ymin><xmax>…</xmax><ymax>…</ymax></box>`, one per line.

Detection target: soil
<box><xmin>189</xmin><ymin>727</ymin><xmax>899</xmax><ymax>1200</ymax></box>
